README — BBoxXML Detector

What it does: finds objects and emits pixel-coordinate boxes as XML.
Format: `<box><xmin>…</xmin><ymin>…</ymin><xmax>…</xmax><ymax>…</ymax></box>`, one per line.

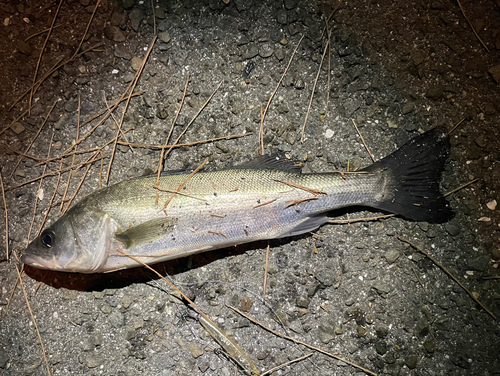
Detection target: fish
<box><xmin>21</xmin><ymin>127</ymin><xmax>453</xmax><ymax>273</ymax></box>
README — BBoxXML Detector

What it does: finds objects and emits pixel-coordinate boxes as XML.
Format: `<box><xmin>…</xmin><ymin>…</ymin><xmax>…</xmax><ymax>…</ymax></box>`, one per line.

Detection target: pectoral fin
<box><xmin>116</xmin><ymin>217</ymin><xmax>178</xmax><ymax>249</ymax></box>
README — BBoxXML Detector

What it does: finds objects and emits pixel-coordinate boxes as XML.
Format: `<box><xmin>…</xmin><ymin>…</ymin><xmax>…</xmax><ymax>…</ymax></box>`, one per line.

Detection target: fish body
<box><xmin>22</xmin><ymin>127</ymin><xmax>453</xmax><ymax>273</ymax></box>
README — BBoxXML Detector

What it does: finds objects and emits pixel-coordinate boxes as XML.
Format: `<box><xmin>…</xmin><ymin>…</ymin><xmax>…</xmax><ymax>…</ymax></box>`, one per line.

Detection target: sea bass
<box><xmin>22</xmin><ymin>127</ymin><xmax>453</xmax><ymax>273</ymax></box>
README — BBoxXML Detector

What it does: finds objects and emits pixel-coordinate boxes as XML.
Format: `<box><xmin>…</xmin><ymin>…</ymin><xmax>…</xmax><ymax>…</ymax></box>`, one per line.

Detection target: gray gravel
<box><xmin>1</xmin><ymin>0</ymin><xmax>500</xmax><ymax>375</ymax></box>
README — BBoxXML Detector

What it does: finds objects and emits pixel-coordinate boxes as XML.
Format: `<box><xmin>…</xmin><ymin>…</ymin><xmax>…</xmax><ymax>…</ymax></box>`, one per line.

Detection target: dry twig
<box><xmin>352</xmin><ymin>119</ymin><xmax>376</xmax><ymax>162</ymax></box>
<box><xmin>37</xmin><ymin>160</ymin><xmax>63</xmax><ymax>236</ymax></box>
<box><xmin>0</xmin><ymin>102</ymin><xmax>37</xmax><ymax>137</ymax></box>
<box><xmin>328</xmin><ymin>214</ymin><xmax>395</xmax><ymax>224</ymax></box>
<box><xmin>155</xmin><ymin>76</ymin><xmax>190</xmax><ymax>204</ymax></box>
<box><xmin>10</xmin><ymin>99</ymin><xmax>59</xmax><ymax>178</ymax></box>
<box><xmin>448</xmin><ymin>116</ymin><xmax>467</xmax><ymax>135</ymax></box>
<box><xmin>263</xmin><ymin>242</ymin><xmax>270</xmax><ymax>298</ymax></box>
<box><xmin>8</xmin><ymin>154</ymin><xmax>108</xmax><ymax>191</ymax></box>
<box><xmin>274</xmin><ymin>180</ymin><xmax>326</xmax><ymax>195</ymax></box>
<box><xmin>27</xmin><ymin>132</ymin><xmax>54</xmax><ymax>246</ymax></box>
<box><xmin>0</xmin><ymin>169</ymin><xmax>8</xmax><ymax>260</ymax></box>
<box><xmin>114</xmin><ymin>249</ymin><xmax>259</xmax><ymax>375</ymax></box>
<box><xmin>15</xmin><ymin>265</ymin><xmax>52</xmax><ymax>376</ymax></box>
<box><xmin>162</xmin><ymin>160</ymin><xmax>208</xmax><ymax>211</ymax></box>
<box><xmin>60</xmin><ymin>95</ymin><xmax>81</xmax><ymax>211</ymax></box>
<box><xmin>106</xmin><ymin>36</ymin><xmax>157</xmax><ymax>183</ymax></box>
<box><xmin>29</xmin><ymin>0</ymin><xmax>64</xmax><ymax>114</ymax></box>
<box><xmin>444</xmin><ymin>178</ymin><xmax>479</xmax><ymax>197</ymax></box>
<box><xmin>456</xmin><ymin>0</ymin><xmax>490</xmax><ymax>52</ymax></box>
<box><xmin>397</xmin><ymin>236</ymin><xmax>496</xmax><ymax>320</ymax></box>
<box><xmin>25</xmin><ymin>25</ymin><xmax>62</xmax><ymax>41</ymax></box>
<box><xmin>261</xmin><ymin>353</ymin><xmax>313</xmax><ymax>376</ymax></box>
<box><xmin>71</xmin><ymin>0</ymin><xmax>101</xmax><ymax>60</ymax></box>
<box><xmin>119</xmin><ymin>132</ymin><xmax>250</xmax><ymax>149</ymax></box>
<box><xmin>300</xmin><ymin>33</ymin><xmax>330</xmax><ymax>142</ymax></box>
<box><xmin>259</xmin><ymin>36</ymin><xmax>304</xmax><ymax>149</ymax></box>
<box><xmin>230</xmin><ymin>306</ymin><xmax>377</xmax><ymax>376</ymax></box>
<box><xmin>61</xmin><ymin>91</ymin><xmax>143</xmax><ymax>154</ymax></box>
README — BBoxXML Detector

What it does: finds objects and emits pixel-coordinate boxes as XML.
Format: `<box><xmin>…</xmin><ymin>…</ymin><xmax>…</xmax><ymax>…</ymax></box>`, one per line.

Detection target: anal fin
<box><xmin>277</xmin><ymin>215</ymin><xmax>329</xmax><ymax>238</ymax></box>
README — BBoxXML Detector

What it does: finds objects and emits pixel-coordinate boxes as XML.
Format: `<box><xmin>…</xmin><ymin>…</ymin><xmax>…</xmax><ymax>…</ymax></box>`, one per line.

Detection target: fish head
<box><xmin>22</xmin><ymin>216</ymin><xmax>78</xmax><ymax>271</ymax></box>
<box><xmin>22</xmin><ymin>208</ymin><xmax>114</xmax><ymax>273</ymax></box>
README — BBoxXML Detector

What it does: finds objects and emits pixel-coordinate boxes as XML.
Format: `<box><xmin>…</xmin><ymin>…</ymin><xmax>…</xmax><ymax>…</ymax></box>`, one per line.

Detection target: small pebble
<box><xmin>85</xmin><ymin>355</ymin><xmax>103</xmax><ymax>368</ymax></box>
<box><xmin>104</xmin><ymin>26</ymin><xmax>125</xmax><ymax>42</ymax></box>
<box><xmin>387</xmin><ymin>120</ymin><xmax>397</xmax><ymax>128</ymax></box>
<box><xmin>486</xmin><ymin>200</ymin><xmax>497</xmax><ymax>210</ymax></box>
<box><xmin>325</xmin><ymin>129</ymin><xmax>334</xmax><ymax>139</ymax></box>
<box><xmin>14</xmin><ymin>169</ymin><xmax>25</xmax><ymax>178</ymax></box>
<box><xmin>444</xmin><ymin>223</ymin><xmax>460</xmax><ymax>236</ymax></box>
<box><xmin>10</xmin><ymin>122</ymin><xmax>25</xmax><ymax>134</ymax></box>
<box><xmin>131</xmin><ymin>56</ymin><xmax>142</xmax><ymax>71</ymax></box>
<box><xmin>159</xmin><ymin>31</ymin><xmax>171</xmax><ymax>44</ymax></box>
<box><xmin>189</xmin><ymin>342</ymin><xmax>204</xmax><ymax>358</ymax></box>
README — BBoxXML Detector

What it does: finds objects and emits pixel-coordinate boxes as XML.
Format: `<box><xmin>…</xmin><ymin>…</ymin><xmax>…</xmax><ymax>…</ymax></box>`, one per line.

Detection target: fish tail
<box><xmin>362</xmin><ymin>127</ymin><xmax>454</xmax><ymax>223</ymax></box>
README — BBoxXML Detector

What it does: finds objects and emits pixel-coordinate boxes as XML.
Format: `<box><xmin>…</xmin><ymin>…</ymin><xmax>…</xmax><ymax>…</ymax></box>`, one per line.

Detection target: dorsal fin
<box><xmin>233</xmin><ymin>153</ymin><xmax>302</xmax><ymax>173</ymax></box>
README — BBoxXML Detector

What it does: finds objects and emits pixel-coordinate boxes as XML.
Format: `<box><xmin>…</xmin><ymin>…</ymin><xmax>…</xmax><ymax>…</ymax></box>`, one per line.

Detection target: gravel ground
<box><xmin>1</xmin><ymin>0</ymin><xmax>499</xmax><ymax>375</ymax></box>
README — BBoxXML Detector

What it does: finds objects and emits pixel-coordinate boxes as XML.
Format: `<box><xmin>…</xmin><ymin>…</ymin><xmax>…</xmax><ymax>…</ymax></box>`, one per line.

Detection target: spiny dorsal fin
<box><xmin>233</xmin><ymin>153</ymin><xmax>302</xmax><ymax>173</ymax></box>
<box><xmin>116</xmin><ymin>217</ymin><xmax>178</xmax><ymax>249</ymax></box>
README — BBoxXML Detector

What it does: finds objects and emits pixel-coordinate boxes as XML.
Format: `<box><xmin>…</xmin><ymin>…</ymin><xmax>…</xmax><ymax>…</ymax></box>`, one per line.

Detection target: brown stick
<box><xmin>62</xmin><ymin>162</ymin><xmax>93</xmax><ymax>214</ymax></box>
<box><xmin>0</xmin><ymin>169</ymin><xmax>8</xmax><ymax>260</ymax></box>
<box><xmin>456</xmin><ymin>0</ymin><xmax>489</xmax><ymax>52</ymax></box>
<box><xmin>25</xmin><ymin>25</ymin><xmax>62</xmax><ymax>41</ymax></box>
<box><xmin>0</xmin><ymin>102</ymin><xmax>37</xmax><ymax>137</ymax></box>
<box><xmin>15</xmin><ymin>265</ymin><xmax>52</xmax><ymax>376</ymax></box>
<box><xmin>253</xmin><ymin>198</ymin><xmax>278</xmax><ymax>209</ymax></box>
<box><xmin>285</xmin><ymin>196</ymin><xmax>318</xmax><ymax>207</ymax></box>
<box><xmin>102</xmin><ymin>92</ymin><xmax>133</xmax><ymax>152</ymax></box>
<box><xmin>261</xmin><ymin>353</ymin><xmax>313</xmax><ymax>376</ymax></box>
<box><xmin>260</xmin><ymin>35</ymin><xmax>304</xmax><ymax>146</ymax></box>
<box><xmin>27</xmin><ymin>132</ymin><xmax>54</xmax><ymax>246</ymax></box>
<box><xmin>35</xmin><ymin>147</ymin><xmax>99</xmax><ymax>166</ymax></box>
<box><xmin>113</xmin><ymin>248</ymin><xmax>258</xmax><ymax>375</ymax></box>
<box><xmin>152</xmin><ymin>185</ymin><xmax>206</xmax><ymax>202</ymax></box>
<box><xmin>8</xmin><ymin>155</ymin><xmax>108</xmax><ymax>191</ymax></box>
<box><xmin>444</xmin><ymin>178</ymin><xmax>479</xmax><ymax>197</ymax></box>
<box><xmin>230</xmin><ymin>306</ymin><xmax>377</xmax><ymax>376</ymax></box>
<box><xmin>274</xmin><ymin>180</ymin><xmax>326</xmax><ymax>195</ymax></box>
<box><xmin>328</xmin><ymin>214</ymin><xmax>395</xmax><ymax>224</ymax></box>
<box><xmin>61</xmin><ymin>92</ymin><xmax>143</xmax><ymax>155</ymax></box>
<box><xmin>352</xmin><ymin>119</ymin><xmax>376</xmax><ymax>163</ymax></box>
<box><xmin>4</xmin><ymin>146</ymin><xmax>45</xmax><ymax>162</ymax></box>
<box><xmin>106</xmin><ymin>36</ymin><xmax>157</xmax><ymax>183</ymax></box>
<box><xmin>258</xmin><ymin>105</ymin><xmax>264</xmax><ymax>155</ymax></box>
<box><xmin>155</xmin><ymin>76</ymin><xmax>190</xmax><ymax>204</ymax></box>
<box><xmin>29</xmin><ymin>0</ymin><xmax>64</xmax><ymax>115</ymax></box>
<box><xmin>447</xmin><ymin>116</ymin><xmax>466</xmax><ymax>135</ymax></box>
<box><xmin>60</xmin><ymin>95</ymin><xmax>81</xmax><ymax>211</ymax></box>
<box><xmin>70</xmin><ymin>0</ymin><xmax>101</xmax><ymax>60</ymax></box>
<box><xmin>263</xmin><ymin>242</ymin><xmax>270</xmax><ymax>298</ymax></box>
<box><xmin>9</xmin><ymin>99</ymin><xmax>59</xmax><ymax>178</ymax></box>
<box><xmin>37</xmin><ymin>159</ymin><xmax>64</xmax><ymax>236</ymax></box>
<box><xmin>162</xmin><ymin>160</ymin><xmax>208</xmax><ymax>210</ymax></box>
<box><xmin>119</xmin><ymin>132</ymin><xmax>250</xmax><ymax>149</ymax></box>
<box><xmin>300</xmin><ymin>34</ymin><xmax>330</xmax><ymax>142</ymax></box>
<box><xmin>397</xmin><ymin>236</ymin><xmax>496</xmax><ymax>320</ymax></box>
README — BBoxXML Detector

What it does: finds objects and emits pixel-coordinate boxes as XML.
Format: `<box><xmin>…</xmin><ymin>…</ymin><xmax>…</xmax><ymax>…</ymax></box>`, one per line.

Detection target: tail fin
<box><xmin>362</xmin><ymin>127</ymin><xmax>454</xmax><ymax>223</ymax></box>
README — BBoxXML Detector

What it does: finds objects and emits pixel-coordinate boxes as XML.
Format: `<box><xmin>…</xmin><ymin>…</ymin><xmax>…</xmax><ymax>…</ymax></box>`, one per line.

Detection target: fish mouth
<box><xmin>21</xmin><ymin>253</ymin><xmax>60</xmax><ymax>270</ymax></box>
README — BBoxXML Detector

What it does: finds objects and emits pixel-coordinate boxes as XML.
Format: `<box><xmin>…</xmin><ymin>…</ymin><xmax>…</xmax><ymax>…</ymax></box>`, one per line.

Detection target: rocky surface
<box><xmin>0</xmin><ymin>0</ymin><xmax>499</xmax><ymax>375</ymax></box>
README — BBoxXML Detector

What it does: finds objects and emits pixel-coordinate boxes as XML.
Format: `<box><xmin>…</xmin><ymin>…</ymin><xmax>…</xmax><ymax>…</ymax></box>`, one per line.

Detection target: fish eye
<box><xmin>40</xmin><ymin>230</ymin><xmax>55</xmax><ymax>248</ymax></box>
